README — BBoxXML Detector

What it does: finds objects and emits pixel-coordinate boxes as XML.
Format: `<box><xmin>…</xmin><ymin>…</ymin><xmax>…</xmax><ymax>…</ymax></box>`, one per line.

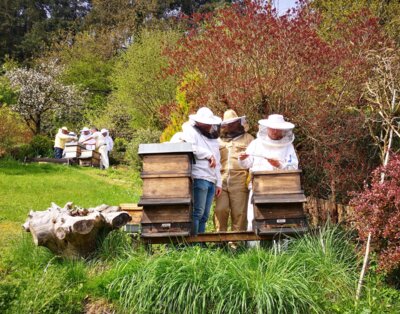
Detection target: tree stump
<box><xmin>22</xmin><ymin>202</ymin><xmax>132</xmax><ymax>258</ymax></box>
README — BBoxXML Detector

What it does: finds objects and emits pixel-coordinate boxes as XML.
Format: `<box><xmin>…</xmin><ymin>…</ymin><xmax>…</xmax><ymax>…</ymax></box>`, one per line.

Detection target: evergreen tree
<box><xmin>0</xmin><ymin>0</ymin><xmax>90</xmax><ymax>64</ymax></box>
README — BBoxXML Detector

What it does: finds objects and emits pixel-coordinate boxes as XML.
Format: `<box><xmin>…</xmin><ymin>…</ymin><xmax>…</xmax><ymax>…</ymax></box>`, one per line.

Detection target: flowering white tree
<box><xmin>5</xmin><ymin>61</ymin><xmax>84</xmax><ymax>134</ymax></box>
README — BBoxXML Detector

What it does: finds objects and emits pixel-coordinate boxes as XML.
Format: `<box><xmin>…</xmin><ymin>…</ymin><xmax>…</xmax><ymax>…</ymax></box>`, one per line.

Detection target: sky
<box><xmin>273</xmin><ymin>0</ymin><xmax>298</xmax><ymax>15</ymax></box>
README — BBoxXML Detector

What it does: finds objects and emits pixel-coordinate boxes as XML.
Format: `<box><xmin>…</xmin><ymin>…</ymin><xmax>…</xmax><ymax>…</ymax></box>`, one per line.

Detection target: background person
<box><xmin>238</xmin><ymin>114</ymin><xmax>298</xmax><ymax>232</ymax></box>
<box><xmin>82</xmin><ymin>127</ymin><xmax>109</xmax><ymax>169</ymax></box>
<box><xmin>78</xmin><ymin>127</ymin><xmax>96</xmax><ymax>150</ymax></box>
<box><xmin>102</xmin><ymin>129</ymin><xmax>114</xmax><ymax>157</ymax></box>
<box><xmin>181</xmin><ymin>107</ymin><xmax>222</xmax><ymax>236</ymax></box>
<box><xmin>54</xmin><ymin>126</ymin><xmax>77</xmax><ymax>159</ymax></box>
<box><xmin>214</xmin><ymin>109</ymin><xmax>254</xmax><ymax>233</ymax></box>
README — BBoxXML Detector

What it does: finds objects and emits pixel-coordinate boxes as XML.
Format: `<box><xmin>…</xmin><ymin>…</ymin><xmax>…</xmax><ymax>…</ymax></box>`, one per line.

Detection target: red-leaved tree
<box><xmin>165</xmin><ymin>0</ymin><xmax>389</xmax><ymax>201</ymax></box>
<box><xmin>350</xmin><ymin>153</ymin><xmax>400</xmax><ymax>273</ymax></box>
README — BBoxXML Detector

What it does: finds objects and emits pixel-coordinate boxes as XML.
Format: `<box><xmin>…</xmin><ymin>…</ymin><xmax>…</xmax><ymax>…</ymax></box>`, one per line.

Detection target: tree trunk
<box><xmin>23</xmin><ymin>202</ymin><xmax>132</xmax><ymax>258</ymax></box>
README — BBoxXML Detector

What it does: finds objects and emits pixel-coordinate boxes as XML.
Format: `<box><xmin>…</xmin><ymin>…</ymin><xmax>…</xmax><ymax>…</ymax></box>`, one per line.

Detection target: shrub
<box><xmin>125</xmin><ymin>128</ymin><xmax>162</xmax><ymax>170</ymax></box>
<box><xmin>29</xmin><ymin>135</ymin><xmax>54</xmax><ymax>157</ymax></box>
<box><xmin>110</xmin><ymin>137</ymin><xmax>128</xmax><ymax>165</ymax></box>
<box><xmin>350</xmin><ymin>153</ymin><xmax>400</xmax><ymax>274</ymax></box>
<box><xmin>9</xmin><ymin>135</ymin><xmax>54</xmax><ymax>160</ymax></box>
<box><xmin>0</xmin><ymin>106</ymin><xmax>31</xmax><ymax>156</ymax></box>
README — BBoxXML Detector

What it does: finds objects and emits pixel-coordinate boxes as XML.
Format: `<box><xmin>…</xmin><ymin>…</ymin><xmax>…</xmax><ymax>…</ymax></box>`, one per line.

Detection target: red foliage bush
<box><xmin>166</xmin><ymin>0</ymin><xmax>389</xmax><ymax>200</ymax></box>
<box><xmin>350</xmin><ymin>154</ymin><xmax>400</xmax><ymax>273</ymax></box>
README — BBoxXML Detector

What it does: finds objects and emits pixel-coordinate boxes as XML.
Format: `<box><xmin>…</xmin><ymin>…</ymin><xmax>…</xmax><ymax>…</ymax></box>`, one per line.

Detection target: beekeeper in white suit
<box><xmin>238</xmin><ymin>114</ymin><xmax>299</xmax><ymax>232</ymax></box>
<box><xmin>78</xmin><ymin>127</ymin><xmax>96</xmax><ymax>150</ymax></box>
<box><xmin>82</xmin><ymin>128</ymin><xmax>109</xmax><ymax>169</ymax></box>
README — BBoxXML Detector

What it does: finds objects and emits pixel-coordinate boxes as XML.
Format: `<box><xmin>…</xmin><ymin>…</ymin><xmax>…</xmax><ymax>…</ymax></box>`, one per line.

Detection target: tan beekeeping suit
<box><xmin>214</xmin><ymin>110</ymin><xmax>254</xmax><ymax>231</ymax></box>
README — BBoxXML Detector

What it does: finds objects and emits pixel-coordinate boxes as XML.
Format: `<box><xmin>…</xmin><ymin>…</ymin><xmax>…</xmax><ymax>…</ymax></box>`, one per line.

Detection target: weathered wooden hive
<box><xmin>79</xmin><ymin>149</ymin><xmax>101</xmax><ymax>167</ymax></box>
<box><xmin>120</xmin><ymin>203</ymin><xmax>143</xmax><ymax>233</ymax></box>
<box><xmin>138</xmin><ymin>143</ymin><xmax>194</xmax><ymax>237</ymax></box>
<box><xmin>252</xmin><ymin>169</ymin><xmax>307</xmax><ymax>234</ymax></box>
<box><xmin>64</xmin><ymin>142</ymin><xmax>85</xmax><ymax>159</ymax></box>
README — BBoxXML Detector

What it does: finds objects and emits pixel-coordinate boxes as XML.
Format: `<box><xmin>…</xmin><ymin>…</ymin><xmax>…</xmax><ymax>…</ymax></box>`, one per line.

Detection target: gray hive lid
<box><xmin>138</xmin><ymin>142</ymin><xmax>193</xmax><ymax>155</ymax></box>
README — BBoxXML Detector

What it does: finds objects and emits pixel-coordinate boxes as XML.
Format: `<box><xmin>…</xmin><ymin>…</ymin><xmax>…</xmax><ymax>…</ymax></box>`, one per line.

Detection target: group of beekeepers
<box><xmin>171</xmin><ymin>108</ymin><xmax>299</xmax><ymax>244</ymax></box>
<box><xmin>53</xmin><ymin>126</ymin><xmax>113</xmax><ymax>169</ymax></box>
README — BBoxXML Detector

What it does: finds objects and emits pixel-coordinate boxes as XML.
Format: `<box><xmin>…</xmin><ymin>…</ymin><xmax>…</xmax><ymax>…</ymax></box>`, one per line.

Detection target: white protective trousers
<box><xmin>98</xmin><ymin>145</ymin><xmax>109</xmax><ymax>169</ymax></box>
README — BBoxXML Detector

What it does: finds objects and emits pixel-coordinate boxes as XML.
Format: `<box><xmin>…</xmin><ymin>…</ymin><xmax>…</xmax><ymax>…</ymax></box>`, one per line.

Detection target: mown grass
<box><xmin>0</xmin><ymin>159</ymin><xmax>140</xmax><ymax>251</ymax></box>
<box><xmin>1</xmin><ymin>159</ymin><xmax>400</xmax><ymax>313</ymax></box>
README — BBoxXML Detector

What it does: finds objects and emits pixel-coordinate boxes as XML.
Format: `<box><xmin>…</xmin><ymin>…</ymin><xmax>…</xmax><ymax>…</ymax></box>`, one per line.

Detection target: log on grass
<box><xmin>22</xmin><ymin>202</ymin><xmax>132</xmax><ymax>258</ymax></box>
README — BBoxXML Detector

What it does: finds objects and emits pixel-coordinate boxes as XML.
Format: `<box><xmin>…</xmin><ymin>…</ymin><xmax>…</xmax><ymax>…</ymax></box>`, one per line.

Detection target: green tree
<box><xmin>311</xmin><ymin>0</ymin><xmax>400</xmax><ymax>44</ymax></box>
<box><xmin>49</xmin><ymin>31</ymin><xmax>115</xmax><ymax>127</ymax></box>
<box><xmin>108</xmin><ymin>28</ymin><xmax>180</xmax><ymax>133</ymax></box>
<box><xmin>0</xmin><ymin>0</ymin><xmax>90</xmax><ymax>64</ymax></box>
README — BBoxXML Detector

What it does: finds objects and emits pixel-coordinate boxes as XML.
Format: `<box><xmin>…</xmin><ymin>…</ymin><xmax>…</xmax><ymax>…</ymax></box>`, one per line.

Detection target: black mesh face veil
<box><xmin>194</xmin><ymin>123</ymin><xmax>220</xmax><ymax>139</ymax></box>
<box><xmin>220</xmin><ymin>119</ymin><xmax>245</xmax><ymax>139</ymax></box>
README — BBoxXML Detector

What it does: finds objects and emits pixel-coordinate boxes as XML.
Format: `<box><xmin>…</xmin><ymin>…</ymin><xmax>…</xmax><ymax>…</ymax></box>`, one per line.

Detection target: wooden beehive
<box><xmin>252</xmin><ymin>170</ymin><xmax>307</xmax><ymax>234</ymax></box>
<box><xmin>138</xmin><ymin>143</ymin><xmax>194</xmax><ymax>237</ymax></box>
<box><xmin>64</xmin><ymin>142</ymin><xmax>85</xmax><ymax>158</ymax></box>
<box><xmin>120</xmin><ymin>203</ymin><xmax>143</xmax><ymax>233</ymax></box>
<box><xmin>79</xmin><ymin>150</ymin><xmax>100</xmax><ymax>167</ymax></box>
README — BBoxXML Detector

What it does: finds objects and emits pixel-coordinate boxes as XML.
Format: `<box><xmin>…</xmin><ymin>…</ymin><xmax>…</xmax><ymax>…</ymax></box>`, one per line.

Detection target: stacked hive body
<box><xmin>64</xmin><ymin>142</ymin><xmax>85</xmax><ymax>159</ymax></box>
<box><xmin>138</xmin><ymin>143</ymin><xmax>194</xmax><ymax>237</ymax></box>
<box><xmin>79</xmin><ymin>149</ymin><xmax>101</xmax><ymax>167</ymax></box>
<box><xmin>252</xmin><ymin>170</ymin><xmax>307</xmax><ymax>234</ymax></box>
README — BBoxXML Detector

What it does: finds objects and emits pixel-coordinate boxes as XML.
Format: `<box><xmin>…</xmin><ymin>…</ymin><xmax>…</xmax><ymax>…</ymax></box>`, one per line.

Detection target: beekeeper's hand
<box><xmin>267</xmin><ymin>158</ymin><xmax>281</xmax><ymax>168</ymax></box>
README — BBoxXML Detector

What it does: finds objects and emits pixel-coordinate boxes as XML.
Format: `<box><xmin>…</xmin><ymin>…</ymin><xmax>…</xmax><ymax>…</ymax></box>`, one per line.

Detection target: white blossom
<box><xmin>5</xmin><ymin>60</ymin><xmax>84</xmax><ymax>134</ymax></box>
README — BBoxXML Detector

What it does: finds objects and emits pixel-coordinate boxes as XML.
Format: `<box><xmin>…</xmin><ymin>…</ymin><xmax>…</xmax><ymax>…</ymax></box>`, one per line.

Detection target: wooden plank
<box><xmin>138</xmin><ymin>198</ymin><xmax>191</xmax><ymax>206</ymax></box>
<box><xmin>141</xmin><ymin>222</ymin><xmax>191</xmax><ymax>235</ymax></box>
<box><xmin>139</xmin><ymin>229</ymin><xmax>308</xmax><ymax>243</ymax></box>
<box><xmin>141</xmin><ymin>173</ymin><xmax>191</xmax><ymax>178</ymax></box>
<box><xmin>142</xmin><ymin>154</ymin><xmax>192</xmax><ymax>174</ymax></box>
<box><xmin>142</xmin><ymin>177</ymin><xmax>192</xmax><ymax>198</ymax></box>
<box><xmin>138</xmin><ymin>142</ymin><xmax>193</xmax><ymax>155</ymax></box>
<box><xmin>31</xmin><ymin>158</ymin><xmax>71</xmax><ymax>164</ymax></box>
<box><xmin>120</xmin><ymin>203</ymin><xmax>142</xmax><ymax>210</ymax></box>
<box><xmin>253</xmin><ymin>193</ymin><xmax>306</xmax><ymax>204</ymax></box>
<box><xmin>257</xmin><ymin>226</ymin><xmax>308</xmax><ymax>235</ymax></box>
<box><xmin>254</xmin><ymin>203</ymin><xmax>305</xmax><ymax>220</ymax></box>
<box><xmin>254</xmin><ymin>218</ymin><xmax>308</xmax><ymax>231</ymax></box>
<box><xmin>141</xmin><ymin>231</ymin><xmax>190</xmax><ymax>237</ymax></box>
<box><xmin>141</xmin><ymin>206</ymin><xmax>191</xmax><ymax>223</ymax></box>
<box><xmin>252</xmin><ymin>170</ymin><xmax>302</xmax><ymax>195</ymax></box>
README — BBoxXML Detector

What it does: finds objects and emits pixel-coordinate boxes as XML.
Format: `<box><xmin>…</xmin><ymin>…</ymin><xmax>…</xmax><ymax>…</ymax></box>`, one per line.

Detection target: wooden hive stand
<box><xmin>251</xmin><ymin>169</ymin><xmax>308</xmax><ymax>235</ymax></box>
<box><xmin>137</xmin><ymin>143</ymin><xmax>194</xmax><ymax>238</ymax></box>
<box><xmin>120</xmin><ymin>203</ymin><xmax>143</xmax><ymax>233</ymax></box>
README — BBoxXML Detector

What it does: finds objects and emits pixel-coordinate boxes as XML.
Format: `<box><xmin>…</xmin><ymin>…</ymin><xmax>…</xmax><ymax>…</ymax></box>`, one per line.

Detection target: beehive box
<box><xmin>139</xmin><ymin>199</ymin><xmax>192</xmax><ymax>236</ymax></box>
<box><xmin>252</xmin><ymin>169</ymin><xmax>302</xmax><ymax>195</ymax></box>
<box><xmin>252</xmin><ymin>170</ymin><xmax>307</xmax><ymax>234</ymax></box>
<box><xmin>79</xmin><ymin>150</ymin><xmax>100</xmax><ymax>167</ymax></box>
<box><xmin>120</xmin><ymin>203</ymin><xmax>143</xmax><ymax>233</ymax></box>
<box><xmin>138</xmin><ymin>143</ymin><xmax>194</xmax><ymax>237</ymax></box>
<box><xmin>64</xmin><ymin>142</ymin><xmax>85</xmax><ymax>158</ymax></box>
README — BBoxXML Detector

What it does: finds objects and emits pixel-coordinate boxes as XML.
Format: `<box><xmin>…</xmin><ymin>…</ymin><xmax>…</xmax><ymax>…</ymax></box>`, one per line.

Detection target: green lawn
<box><xmin>0</xmin><ymin>159</ymin><xmax>141</xmax><ymax>250</ymax></box>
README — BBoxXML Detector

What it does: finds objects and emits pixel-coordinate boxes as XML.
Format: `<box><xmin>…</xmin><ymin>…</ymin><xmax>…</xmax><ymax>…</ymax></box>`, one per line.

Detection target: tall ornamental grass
<box><xmin>105</xmin><ymin>227</ymin><xmax>359</xmax><ymax>313</ymax></box>
<box><xmin>2</xmin><ymin>226</ymin><xmax>400</xmax><ymax>313</ymax></box>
